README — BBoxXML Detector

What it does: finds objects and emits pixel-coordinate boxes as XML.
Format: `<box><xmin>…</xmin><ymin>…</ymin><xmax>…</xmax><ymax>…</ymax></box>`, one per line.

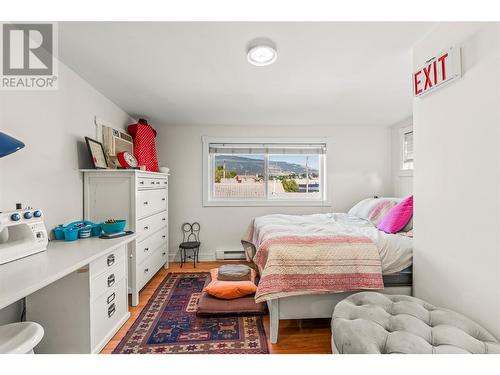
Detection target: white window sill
<box><xmin>203</xmin><ymin>199</ymin><xmax>331</xmax><ymax>207</ymax></box>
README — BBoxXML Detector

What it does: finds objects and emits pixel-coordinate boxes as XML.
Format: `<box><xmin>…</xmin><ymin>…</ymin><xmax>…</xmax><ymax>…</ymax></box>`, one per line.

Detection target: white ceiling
<box><xmin>59</xmin><ymin>22</ymin><xmax>434</xmax><ymax>127</ymax></box>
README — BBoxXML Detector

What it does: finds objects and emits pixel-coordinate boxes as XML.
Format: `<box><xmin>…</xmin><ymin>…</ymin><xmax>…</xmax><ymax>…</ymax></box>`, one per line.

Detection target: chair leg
<box><xmin>196</xmin><ymin>247</ymin><xmax>200</xmax><ymax>263</ymax></box>
<box><xmin>180</xmin><ymin>247</ymin><xmax>183</xmax><ymax>268</ymax></box>
<box><xmin>193</xmin><ymin>249</ymin><xmax>196</xmax><ymax>268</ymax></box>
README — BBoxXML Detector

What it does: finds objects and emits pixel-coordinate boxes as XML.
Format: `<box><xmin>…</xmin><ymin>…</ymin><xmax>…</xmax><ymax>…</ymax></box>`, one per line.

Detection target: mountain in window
<box><xmin>215</xmin><ymin>155</ymin><xmax>318</xmax><ymax>176</ymax></box>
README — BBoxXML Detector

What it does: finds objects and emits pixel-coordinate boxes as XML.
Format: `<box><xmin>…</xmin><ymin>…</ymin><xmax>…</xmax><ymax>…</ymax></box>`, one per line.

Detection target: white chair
<box><xmin>0</xmin><ymin>322</ymin><xmax>44</xmax><ymax>354</ymax></box>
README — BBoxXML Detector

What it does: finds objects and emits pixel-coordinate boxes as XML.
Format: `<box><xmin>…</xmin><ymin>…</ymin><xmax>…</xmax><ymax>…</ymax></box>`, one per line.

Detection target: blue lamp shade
<box><xmin>0</xmin><ymin>131</ymin><xmax>25</xmax><ymax>158</ymax></box>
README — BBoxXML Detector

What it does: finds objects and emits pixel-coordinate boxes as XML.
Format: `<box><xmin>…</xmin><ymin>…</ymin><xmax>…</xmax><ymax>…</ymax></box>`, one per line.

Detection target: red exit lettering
<box><xmin>414</xmin><ymin>50</ymin><xmax>452</xmax><ymax>96</ymax></box>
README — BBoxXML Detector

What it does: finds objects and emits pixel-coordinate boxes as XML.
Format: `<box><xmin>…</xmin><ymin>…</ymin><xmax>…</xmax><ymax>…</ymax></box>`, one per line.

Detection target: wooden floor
<box><xmin>101</xmin><ymin>261</ymin><xmax>332</xmax><ymax>354</ymax></box>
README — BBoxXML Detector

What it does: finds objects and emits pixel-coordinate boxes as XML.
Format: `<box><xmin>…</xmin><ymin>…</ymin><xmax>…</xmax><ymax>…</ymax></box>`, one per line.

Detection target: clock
<box><xmin>116</xmin><ymin>151</ymin><xmax>138</xmax><ymax>168</ymax></box>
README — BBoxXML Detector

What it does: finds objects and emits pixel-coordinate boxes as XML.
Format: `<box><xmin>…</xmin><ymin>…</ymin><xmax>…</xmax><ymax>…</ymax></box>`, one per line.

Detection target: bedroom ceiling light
<box><xmin>247</xmin><ymin>38</ymin><xmax>277</xmax><ymax>66</ymax></box>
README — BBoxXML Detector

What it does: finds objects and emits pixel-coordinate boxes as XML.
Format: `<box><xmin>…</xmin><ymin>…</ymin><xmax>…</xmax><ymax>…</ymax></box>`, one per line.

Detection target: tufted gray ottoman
<box><xmin>332</xmin><ymin>292</ymin><xmax>500</xmax><ymax>354</ymax></box>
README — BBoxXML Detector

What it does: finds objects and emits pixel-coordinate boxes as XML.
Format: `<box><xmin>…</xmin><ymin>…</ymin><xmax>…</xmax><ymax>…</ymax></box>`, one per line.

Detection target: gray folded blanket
<box><xmin>217</xmin><ymin>264</ymin><xmax>251</xmax><ymax>281</ymax></box>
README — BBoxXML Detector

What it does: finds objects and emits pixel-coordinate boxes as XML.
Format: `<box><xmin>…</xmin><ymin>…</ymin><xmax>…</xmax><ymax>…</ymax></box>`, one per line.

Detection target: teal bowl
<box><xmin>100</xmin><ymin>220</ymin><xmax>127</xmax><ymax>234</ymax></box>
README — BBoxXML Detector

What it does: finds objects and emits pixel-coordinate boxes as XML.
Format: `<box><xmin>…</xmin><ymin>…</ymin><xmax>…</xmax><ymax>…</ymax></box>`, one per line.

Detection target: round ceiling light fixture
<box><xmin>246</xmin><ymin>38</ymin><xmax>277</xmax><ymax>67</ymax></box>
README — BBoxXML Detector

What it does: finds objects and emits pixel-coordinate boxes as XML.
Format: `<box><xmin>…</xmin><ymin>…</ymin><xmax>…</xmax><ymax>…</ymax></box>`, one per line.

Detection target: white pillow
<box><xmin>347</xmin><ymin>197</ymin><xmax>402</xmax><ymax>221</ymax></box>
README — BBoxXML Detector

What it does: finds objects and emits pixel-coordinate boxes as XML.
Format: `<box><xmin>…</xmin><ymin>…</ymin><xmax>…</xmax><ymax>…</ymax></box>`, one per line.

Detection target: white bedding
<box><xmin>251</xmin><ymin>212</ymin><xmax>412</xmax><ymax>275</ymax></box>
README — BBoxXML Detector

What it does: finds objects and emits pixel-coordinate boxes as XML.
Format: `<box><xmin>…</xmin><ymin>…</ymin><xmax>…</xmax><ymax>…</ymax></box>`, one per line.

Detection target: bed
<box><xmin>241</xmin><ymin>197</ymin><xmax>413</xmax><ymax>343</ymax></box>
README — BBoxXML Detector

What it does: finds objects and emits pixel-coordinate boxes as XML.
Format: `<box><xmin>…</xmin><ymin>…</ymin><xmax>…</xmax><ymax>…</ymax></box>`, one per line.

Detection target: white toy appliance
<box><xmin>0</xmin><ymin>208</ymin><xmax>48</xmax><ymax>265</ymax></box>
<box><xmin>102</xmin><ymin>125</ymin><xmax>134</xmax><ymax>168</ymax></box>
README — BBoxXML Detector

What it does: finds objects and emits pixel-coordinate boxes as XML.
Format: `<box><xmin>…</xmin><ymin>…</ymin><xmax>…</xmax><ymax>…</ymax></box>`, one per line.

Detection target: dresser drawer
<box><xmin>156</xmin><ymin>246</ymin><xmax>169</xmax><ymax>271</ymax></box>
<box><xmin>90</xmin><ymin>260</ymin><xmax>126</xmax><ymax>299</ymax></box>
<box><xmin>136</xmin><ymin>228</ymin><xmax>167</xmax><ymax>265</ymax></box>
<box><xmin>137</xmin><ymin>176</ymin><xmax>167</xmax><ymax>190</ymax></box>
<box><xmin>137</xmin><ymin>210</ymin><xmax>167</xmax><ymax>238</ymax></box>
<box><xmin>137</xmin><ymin>189</ymin><xmax>167</xmax><ymax>219</ymax></box>
<box><xmin>137</xmin><ymin>246</ymin><xmax>168</xmax><ymax>291</ymax></box>
<box><xmin>91</xmin><ymin>279</ymin><xmax>128</xmax><ymax>350</ymax></box>
<box><xmin>90</xmin><ymin>246</ymin><xmax>127</xmax><ymax>278</ymax></box>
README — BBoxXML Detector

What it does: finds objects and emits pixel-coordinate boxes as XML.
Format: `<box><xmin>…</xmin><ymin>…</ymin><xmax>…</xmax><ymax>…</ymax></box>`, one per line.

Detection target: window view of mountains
<box><xmin>215</xmin><ymin>155</ymin><xmax>319</xmax><ymax>176</ymax></box>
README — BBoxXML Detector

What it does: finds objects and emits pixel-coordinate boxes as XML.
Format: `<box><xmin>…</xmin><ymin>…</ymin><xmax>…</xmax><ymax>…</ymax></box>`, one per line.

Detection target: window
<box><xmin>213</xmin><ymin>154</ymin><xmax>266</xmax><ymax>199</ymax></box>
<box><xmin>400</xmin><ymin>126</ymin><xmax>414</xmax><ymax>174</ymax></box>
<box><xmin>203</xmin><ymin>137</ymin><xmax>329</xmax><ymax>206</ymax></box>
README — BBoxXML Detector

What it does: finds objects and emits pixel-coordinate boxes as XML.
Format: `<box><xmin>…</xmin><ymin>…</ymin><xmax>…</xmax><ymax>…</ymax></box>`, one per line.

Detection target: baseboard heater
<box><xmin>215</xmin><ymin>249</ymin><xmax>246</xmax><ymax>260</ymax></box>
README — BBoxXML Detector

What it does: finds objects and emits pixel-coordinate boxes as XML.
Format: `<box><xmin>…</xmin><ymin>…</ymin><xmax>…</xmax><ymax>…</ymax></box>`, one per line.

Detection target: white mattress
<box><xmin>252</xmin><ymin>212</ymin><xmax>412</xmax><ymax>275</ymax></box>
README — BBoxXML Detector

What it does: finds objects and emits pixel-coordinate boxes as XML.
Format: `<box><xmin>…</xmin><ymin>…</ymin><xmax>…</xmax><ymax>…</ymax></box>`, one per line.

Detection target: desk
<box><xmin>0</xmin><ymin>235</ymin><xmax>137</xmax><ymax>353</ymax></box>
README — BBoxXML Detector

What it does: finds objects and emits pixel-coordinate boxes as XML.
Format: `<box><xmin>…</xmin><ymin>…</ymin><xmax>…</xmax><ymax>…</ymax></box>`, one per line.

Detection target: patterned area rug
<box><xmin>113</xmin><ymin>272</ymin><xmax>269</xmax><ymax>354</ymax></box>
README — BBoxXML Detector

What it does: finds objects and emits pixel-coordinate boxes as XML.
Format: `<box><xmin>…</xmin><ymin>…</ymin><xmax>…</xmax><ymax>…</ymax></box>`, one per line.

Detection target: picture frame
<box><xmin>85</xmin><ymin>136</ymin><xmax>108</xmax><ymax>169</ymax></box>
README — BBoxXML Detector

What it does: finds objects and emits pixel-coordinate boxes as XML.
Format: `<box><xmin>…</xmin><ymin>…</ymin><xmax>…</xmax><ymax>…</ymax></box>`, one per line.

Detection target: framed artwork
<box><xmin>85</xmin><ymin>136</ymin><xmax>108</xmax><ymax>169</ymax></box>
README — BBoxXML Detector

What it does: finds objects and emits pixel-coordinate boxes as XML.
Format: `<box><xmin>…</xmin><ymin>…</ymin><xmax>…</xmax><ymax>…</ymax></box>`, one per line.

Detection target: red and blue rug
<box><xmin>113</xmin><ymin>272</ymin><xmax>269</xmax><ymax>354</ymax></box>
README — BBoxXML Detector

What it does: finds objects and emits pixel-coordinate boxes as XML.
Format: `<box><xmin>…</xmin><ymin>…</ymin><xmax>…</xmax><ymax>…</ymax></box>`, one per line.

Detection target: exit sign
<box><xmin>413</xmin><ymin>46</ymin><xmax>462</xmax><ymax>97</ymax></box>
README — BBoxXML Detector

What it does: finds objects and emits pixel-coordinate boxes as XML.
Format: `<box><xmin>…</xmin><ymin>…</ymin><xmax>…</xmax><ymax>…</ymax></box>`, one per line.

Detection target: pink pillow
<box><xmin>377</xmin><ymin>196</ymin><xmax>413</xmax><ymax>234</ymax></box>
<box><xmin>368</xmin><ymin>200</ymin><xmax>397</xmax><ymax>226</ymax></box>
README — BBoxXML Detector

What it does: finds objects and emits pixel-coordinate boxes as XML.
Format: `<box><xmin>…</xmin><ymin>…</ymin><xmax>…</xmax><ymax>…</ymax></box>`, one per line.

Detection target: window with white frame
<box><xmin>400</xmin><ymin>127</ymin><xmax>414</xmax><ymax>172</ymax></box>
<box><xmin>203</xmin><ymin>137</ymin><xmax>328</xmax><ymax>206</ymax></box>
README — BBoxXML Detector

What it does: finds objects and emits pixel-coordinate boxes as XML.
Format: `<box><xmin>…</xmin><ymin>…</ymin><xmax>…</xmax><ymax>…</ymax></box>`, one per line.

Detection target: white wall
<box><xmin>413</xmin><ymin>23</ymin><xmax>500</xmax><ymax>338</ymax></box>
<box><xmin>157</xmin><ymin>124</ymin><xmax>393</xmax><ymax>261</ymax></box>
<box><xmin>391</xmin><ymin>117</ymin><xmax>413</xmax><ymax>197</ymax></box>
<box><xmin>0</xmin><ymin>62</ymin><xmax>132</xmax><ymax>324</ymax></box>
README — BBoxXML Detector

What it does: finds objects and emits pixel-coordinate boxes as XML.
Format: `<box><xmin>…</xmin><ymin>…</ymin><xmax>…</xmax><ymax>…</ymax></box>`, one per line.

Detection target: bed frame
<box><xmin>242</xmin><ymin>240</ymin><xmax>412</xmax><ymax>343</ymax></box>
<box><xmin>266</xmin><ymin>285</ymin><xmax>412</xmax><ymax>344</ymax></box>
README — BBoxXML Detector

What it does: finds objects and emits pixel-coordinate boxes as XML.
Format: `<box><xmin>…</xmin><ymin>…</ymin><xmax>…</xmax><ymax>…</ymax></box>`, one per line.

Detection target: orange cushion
<box><xmin>203</xmin><ymin>268</ymin><xmax>257</xmax><ymax>299</ymax></box>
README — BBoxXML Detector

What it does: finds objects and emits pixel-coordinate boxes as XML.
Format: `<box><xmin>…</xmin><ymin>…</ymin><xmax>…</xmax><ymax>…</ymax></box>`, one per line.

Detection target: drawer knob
<box><xmin>107</xmin><ymin>274</ymin><xmax>115</xmax><ymax>287</ymax></box>
<box><xmin>143</xmin><ymin>201</ymin><xmax>149</xmax><ymax>205</ymax></box>
<box><xmin>156</xmin><ymin>181</ymin><xmax>160</xmax><ymax>184</ymax></box>
<box><xmin>162</xmin><ymin>235</ymin><xmax>166</xmax><ymax>239</ymax></box>
<box><xmin>108</xmin><ymin>303</ymin><xmax>116</xmax><ymax>318</ymax></box>
<box><xmin>144</xmin><ymin>268</ymin><xmax>149</xmax><ymax>273</ymax></box>
<box><xmin>162</xmin><ymin>252</ymin><xmax>166</xmax><ymax>256</ymax></box>
<box><xmin>107</xmin><ymin>254</ymin><xmax>115</xmax><ymax>267</ymax></box>
<box><xmin>151</xmin><ymin>181</ymin><xmax>155</xmax><ymax>185</ymax></box>
<box><xmin>162</xmin><ymin>198</ymin><xmax>166</xmax><ymax>201</ymax></box>
<box><xmin>107</xmin><ymin>292</ymin><xmax>116</xmax><ymax>304</ymax></box>
<box><xmin>162</xmin><ymin>218</ymin><xmax>166</xmax><ymax>221</ymax></box>
<box><xmin>144</xmin><ymin>226</ymin><xmax>150</xmax><ymax>230</ymax></box>
<box><xmin>164</xmin><ymin>181</ymin><xmax>167</xmax><ymax>185</ymax></box>
<box><xmin>144</xmin><ymin>247</ymin><xmax>149</xmax><ymax>252</ymax></box>
<box><xmin>139</xmin><ymin>181</ymin><xmax>144</xmax><ymax>185</ymax></box>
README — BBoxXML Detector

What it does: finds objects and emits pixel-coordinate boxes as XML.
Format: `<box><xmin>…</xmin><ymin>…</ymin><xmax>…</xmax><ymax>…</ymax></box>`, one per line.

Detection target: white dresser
<box><xmin>83</xmin><ymin>170</ymin><xmax>169</xmax><ymax>306</ymax></box>
<box><xmin>26</xmin><ymin>243</ymin><xmax>130</xmax><ymax>353</ymax></box>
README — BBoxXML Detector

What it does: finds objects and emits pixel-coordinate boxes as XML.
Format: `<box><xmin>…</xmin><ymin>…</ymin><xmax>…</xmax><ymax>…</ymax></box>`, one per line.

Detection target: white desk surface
<box><xmin>0</xmin><ymin>235</ymin><xmax>137</xmax><ymax>310</ymax></box>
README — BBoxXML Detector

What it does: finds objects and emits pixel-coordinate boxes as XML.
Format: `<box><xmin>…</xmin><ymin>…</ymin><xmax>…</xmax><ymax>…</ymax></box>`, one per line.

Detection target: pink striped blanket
<box><xmin>242</xmin><ymin>214</ymin><xmax>384</xmax><ymax>303</ymax></box>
